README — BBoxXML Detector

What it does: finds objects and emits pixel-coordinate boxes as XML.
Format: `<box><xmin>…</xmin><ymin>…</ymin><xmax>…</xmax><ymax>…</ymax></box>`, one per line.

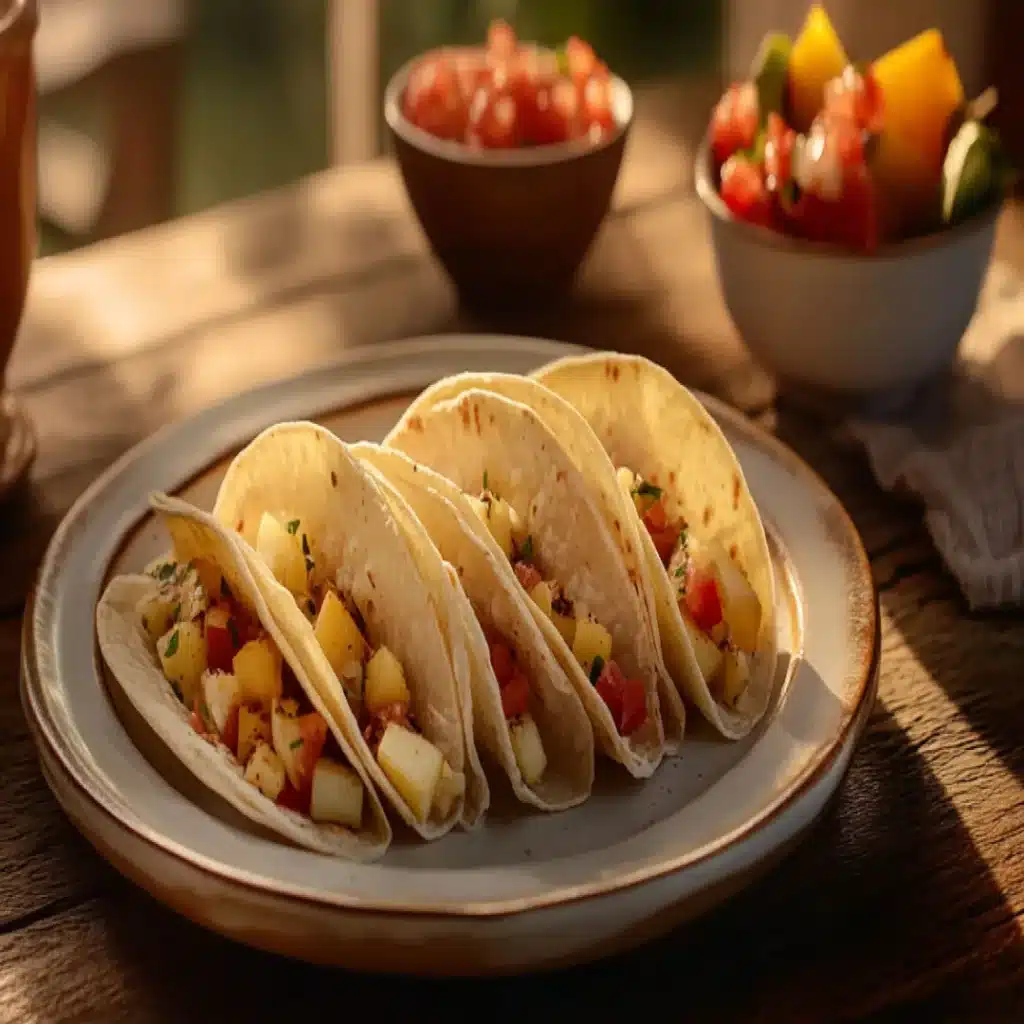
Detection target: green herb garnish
<box><xmin>482</xmin><ymin>469</ymin><xmax>489</xmax><ymax>491</ymax></box>
<box><xmin>287</xmin><ymin>519</ymin><xmax>300</xmax><ymax>535</ymax></box>
<box><xmin>164</xmin><ymin>630</ymin><xmax>179</xmax><ymax>657</ymax></box>
<box><xmin>519</xmin><ymin>535</ymin><xmax>534</xmax><ymax>562</ymax></box>
<box><xmin>589</xmin><ymin>655</ymin><xmax>605</xmax><ymax>684</ymax></box>
<box><xmin>157</xmin><ymin>562</ymin><xmax>176</xmax><ymax>581</ymax></box>
<box><xmin>633</xmin><ymin>481</ymin><xmax>662</xmax><ymax>500</ymax></box>
<box><xmin>289</xmin><ymin>738</ymin><xmax>304</xmax><ymax>750</ymax></box>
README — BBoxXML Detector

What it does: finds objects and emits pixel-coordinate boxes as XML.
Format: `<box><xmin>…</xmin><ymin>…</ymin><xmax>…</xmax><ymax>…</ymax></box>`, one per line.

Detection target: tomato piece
<box><xmin>292</xmin><ymin>714</ymin><xmax>329</xmax><ymax>793</ymax></box>
<box><xmin>642</xmin><ymin>498</ymin><xmax>667</xmax><ymax>531</ymax></box>
<box><xmin>404</xmin><ymin>55</ymin><xmax>470</xmax><ymax>141</ymax></box>
<box><xmin>514</xmin><ymin>560</ymin><xmax>543</xmax><ymax>592</ymax></box>
<box><xmin>684</xmin><ymin>565</ymin><xmax>724</xmax><ymax>632</ymax></box>
<box><xmin>823</xmin><ymin>64</ymin><xmax>884</xmax><ymax>135</ymax></box>
<box><xmin>487</xmin><ymin>19</ymin><xmax>517</xmax><ymax>62</ymax></box>
<box><xmin>720</xmin><ymin>155</ymin><xmax>774</xmax><ymax>228</ymax></box>
<box><xmin>710</xmin><ymin>82</ymin><xmax>759</xmax><ymax>166</ymax></box>
<box><xmin>276</xmin><ymin>781</ymin><xmax>309</xmax><ymax>815</ymax></box>
<box><xmin>618</xmin><ymin>676</ymin><xmax>647</xmax><ymax>736</ymax></box>
<box><xmin>488</xmin><ymin>639</ymin><xmax>516</xmax><ymax>686</ymax></box>
<box><xmin>468</xmin><ymin>83</ymin><xmax>523</xmax><ymax>149</ymax></box>
<box><xmin>564</xmin><ymin>36</ymin><xmax>597</xmax><ymax>82</ymax></box>
<box><xmin>764</xmin><ymin>112</ymin><xmax>796</xmax><ymax>193</ymax></box>
<box><xmin>594</xmin><ymin>660</ymin><xmax>625</xmax><ymax>727</ymax></box>
<box><xmin>222</xmin><ymin>703</ymin><xmax>240</xmax><ymax>756</ymax></box>
<box><xmin>501</xmin><ymin>669</ymin><xmax>531</xmax><ymax>719</ymax></box>
<box><xmin>521</xmin><ymin>80</ymin><xmax>574</xmax><ymax>145</ymax></box>
<box><xmin>205</xmin><ymin>617</ymin><xmax>235</xmax><ymax>674</ymax></box>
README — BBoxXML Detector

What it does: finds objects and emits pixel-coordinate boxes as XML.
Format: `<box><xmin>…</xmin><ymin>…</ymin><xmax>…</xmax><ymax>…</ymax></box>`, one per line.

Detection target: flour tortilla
<box><xmin>385</xmin><ymin>389</ymin><xmax>676</xmax><ymax>778</ymax></box>
<box><xmin>96</xmin><ymin>497</ymin><xmax>392</xmax><ymax>860</ymax></box>
<box><xmin>385</xmin><ymin>371</ymin><xmax>687</xmax><ymax>752</ymax></box>
<box><xmin>355</xmin><ymin>443</ymin><xmax>595</xmax><ymax>811</ymax></box>
<box><xmin>211</xmin><ymin>422</ymin><xmax>469</xmax><ymax>839</ymax></box>
<box><xmin>533</xmin><ymin>352</ymin><xmax>778</xmax><ymax>738</ymax></box>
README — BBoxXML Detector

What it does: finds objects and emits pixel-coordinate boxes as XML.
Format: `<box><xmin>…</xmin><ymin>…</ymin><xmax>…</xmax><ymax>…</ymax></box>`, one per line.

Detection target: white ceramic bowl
<box><xmin>695</xmin><ymin>139</ymin><xmax>999</xmax><ymax>399</ymax></box>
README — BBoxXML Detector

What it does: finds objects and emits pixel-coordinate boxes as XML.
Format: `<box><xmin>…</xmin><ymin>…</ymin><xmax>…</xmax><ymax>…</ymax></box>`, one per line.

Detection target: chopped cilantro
<box><xmin>220</xmin><ymin>577</ymin><xmax>233</xmax><ymax>599</ymax></box>
<box><xmin>674</xmin><ymin>564</ymin><xmax>686</xmax><ymax>578</ymax></box>
<box><xmin>519</xmin><ymin>535</ymin><xmax>534</xmax><ymax>562</ymax></box>
<box><xmin>482</xmin><ymin>469</ymin><xmax>489</xmax><ymax>491</ymax></box>
<box><xmin>633</xmin><ymin>481</ymin><xmax>662</xmax><ymax>500</ymax></box>
<box><xmin>157</xmin><ymin>562</ymin><xmax>176</xmax><ymax>581</ymax></box>
<box><xmin>589</xmin><ymin>655</ymin><xmax>605</xmax><ymax>684</ymax></box>
<box><xmin>164</xmin><ymin>630</ymin><xmax>179</xmax><ymax>657</ymax></box>
<box><xmin>227</xmin><ymin>618</ymin><xmax>240</xmax><ymax>649</ymax></box>
<box><xmin>287</xmin><ymin>519</ymin><xmax>300</xmax><ymax>535</ymax></box>
<box><xmin>289</xmin><ymin>738</ymin><xmax>304</xmax><ymax>750</ymax></box>
<box><xmin>172</xmin><ymin>602</ymin><xmax>181</xmax><ymax>621</ymax></box>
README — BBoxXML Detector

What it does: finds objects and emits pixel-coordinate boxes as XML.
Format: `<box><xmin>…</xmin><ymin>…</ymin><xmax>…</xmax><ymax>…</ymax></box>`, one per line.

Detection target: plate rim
<box><xmin>22</xmin><ymin>335</ymin><xmax>879</xmax><ymax>919</ymax></box>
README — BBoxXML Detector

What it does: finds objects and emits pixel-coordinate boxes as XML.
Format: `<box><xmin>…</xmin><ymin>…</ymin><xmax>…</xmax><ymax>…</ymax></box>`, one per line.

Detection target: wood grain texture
<box><xmin>2</xmin><ymin>75</ymin><xmax>1023</xmax><ymax>1021</ymax></box>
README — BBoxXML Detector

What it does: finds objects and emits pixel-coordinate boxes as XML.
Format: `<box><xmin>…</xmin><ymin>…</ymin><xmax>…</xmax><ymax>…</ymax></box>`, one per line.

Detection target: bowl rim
<box><xmin>384</xmin><ymin>44</ymin><xmax>634</xmax><ymax>168</ymax></box>
<box><xmin>694</xmin><ymin>135</ymin><xmax>1001</xmax><ymax>261</ymax></box>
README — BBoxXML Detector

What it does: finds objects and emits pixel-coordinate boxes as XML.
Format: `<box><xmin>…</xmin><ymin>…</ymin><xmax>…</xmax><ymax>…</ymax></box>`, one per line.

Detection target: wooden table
<box><xmin>2</xmin><ymin>81</ymin><xmax>1022</xmax><ymax>1022</ymax></box>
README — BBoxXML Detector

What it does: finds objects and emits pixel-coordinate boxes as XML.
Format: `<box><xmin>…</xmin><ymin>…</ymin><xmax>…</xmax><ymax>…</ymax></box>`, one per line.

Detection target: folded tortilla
<box><xmin>533</xmin><ymin>352</ymin><xmax>778</xmax><ymax>738</ymax></box>
<box><xmin>385</xmin><ymin>388</ymin><xmax>678</xmax><ymax>778</ymax></box>
<box><xmin>211</xmin><ymin>421</ymin><xmax>476</xmax><ymax>839</ymax></box>
<box><xmin>355</xmin><ymin>442</ymin><xmax>595</xmax><ymax>811</ymax></box>
<box><xmin>96</xmin><ymin>496</ymin><xmax>392</xmax><ymax>860</ymax></box>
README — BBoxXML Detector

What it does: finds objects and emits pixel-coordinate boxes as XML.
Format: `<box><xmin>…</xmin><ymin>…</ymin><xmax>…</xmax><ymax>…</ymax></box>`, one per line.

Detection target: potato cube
<box><xmin>552</xmin><ymin>612</ymin><xmax>577</xmax><ymax>649</ymax></box>
<box><xmin>193</xmin><ymin>558</ymin><xmax>224</xmax><ymax>601</ymax></box>
<box><xmin>201</xmin><ymin>671</ymin><xmax>241</xmax><ymax>738</ymax></box>
<box><xmin>572</xmin><ymin>618</ymin><xmax>612</xmax><ymax>671</ymax></box>
<box><xmin>138</xmin><ymin>591</ymin><xmax>178</xmax><ymax>643</ymax></box>
<box><xmin>232</xmin><ymin>638</ymin><xmax>282</xmax><ymax>706</ymax></box>
<box><xmin>376</xmin><ymin>723</ymin><xmax>443</xmax><ymax>823</ymax></box>
<box><xmin>681</xmin><ymin>611</ymin><xmax>724</xmax><ymax>683</ymax></box>
<box><xmin>157</xmin><ymin>620</ymin><xmax>207</xmax><ymax>708</ymax></box>
<box><xmin>529</xmin><ymin>580</ymin><xmax>553</xmax><ymax>618</ymax></box>
<box><xmin>310</xmin><ymin>758</ymin><xmax>364</xmax><ymax>828</ymax></box>
<box><xmin>719</xmin><ymin>649</ymin><xmax>751</xmax><ymax>707</ymax></box>
<box><xmin>432</xmin><ymin>760</ymin><xmax>465</xmax><ymax>818</ymax></box>
<box><xmin>510</xmin><ymin>713</ymin><xmax>547</xmax><ymax>785</ymax></box>
<box><xmin>701</xmin><ymin>539</ymin><xmax>762</xmax><ymax>652</ymax></box>
<box><xmin>271</xmin><ymin>700</ymin><xmax>328</xmax><ymax>791</ymax></box>
<box><xmin>244</xmin><ymin>741</ymin><xmax>286</xmax><ymax>801</ymax></box>
<box><xmin>314</xmin><ymin>590</ymin><xmax>365</xmax><ymax>677</ymax></box>
<box><xmin>364</xmin><ymin>646</ymin><xmax>411</xmax><ymax>713</ymax></box>
<box><xmin>255</xmin><ymin>512</ymin><xmax>308</xmax><ymax>595</ymax></box>
<box><xmin>237</xmin><ymin>704</ymin><xmax>271</xmax><ymax>764</ymax></box>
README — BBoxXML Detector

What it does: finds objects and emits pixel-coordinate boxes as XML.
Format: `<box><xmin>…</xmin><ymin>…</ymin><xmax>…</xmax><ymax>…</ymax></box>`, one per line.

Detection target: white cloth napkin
<box><xmin>847</xmin><ymin>261</ymin><xmax>1024</xmax><ymax>609</ymax></box>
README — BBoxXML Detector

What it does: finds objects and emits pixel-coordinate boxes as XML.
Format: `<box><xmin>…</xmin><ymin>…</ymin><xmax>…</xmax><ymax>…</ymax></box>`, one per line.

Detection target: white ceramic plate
<box><xmin>22</xmin><ymin>336</ymin><xmax>878</xmax><ymax>976</ymax></box>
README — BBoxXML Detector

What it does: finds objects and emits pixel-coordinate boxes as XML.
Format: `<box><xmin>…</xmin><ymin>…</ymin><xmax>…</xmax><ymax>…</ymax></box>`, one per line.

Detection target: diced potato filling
<box><xmin>233</xmin><ymin>638</ymin><xmax>283</xmax><ymax>705</ymax></box>
<box><xmin>310</xmin><ymin>758</ymin><xmax>365</xmax><ymax>827</ymax></box>
<box><xmin>158</xmin><ymin>620</ymin><xmax>206</xmax><ymax>707</ymax></box>
<box><xmin>245</xmin><ymin>742</ymin><xmax>286</xmax><ymax>801</ymax></box>
<box><xmin>572</xmin><ymin>618</ymin><xmax>612</xmax><ymax>673</ymax></box>
<box><xmin>365</xmin><ymin>647</ymin><xmax>411</xmax><ymax>712</ymax></box>
<box><xmin>237</xmin><ymin>704</ymin><xmax>271</xmax><ymax>764</ymax></box>
<box><xmin>510</xmin><ymin>714</ymin><xmax>547</xmax><ymax>784</ymax></box>
<box><xmin>376</xmin><ymin>722</ymin><xmax>444</xmax><ymax>823</ymax></box>
<box><xmin>467</xmin><ymin>491</ymin><xmax>522</xmax><ymax>559</ymax></box>
<box><xmin>255</xmin><ymin>512</ymin><xmax>308</xmax><ymax>595</ymax></box>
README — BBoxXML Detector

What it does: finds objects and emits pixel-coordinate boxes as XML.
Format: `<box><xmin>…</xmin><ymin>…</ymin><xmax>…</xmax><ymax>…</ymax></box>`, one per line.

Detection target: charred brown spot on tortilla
<box><xmin>367</xmin><ymin>571</ymin><xmax>376</xmax><ymax>589</ymax></box>
<box><xmin>729</xmin><ymin>543</ymin><xmax>738</xmax><ymax>560</ymax></box>
<box><xmin>732</xmin><ymin>473</ymin><xmax>741</xmax><ymax>510</ymax></box>
<box><xmin>703</xmin><ymin>505</ymin><xmax>713</xmax><ymax>526</ymax></box>
<box><xmin>489</xmin><ymin>414</ymin><xmax>495</xmax><ymax>424</ymax></box>
<box><xmin>669</xmin><ymin>471</ymin><xmax>676</xmax><ymax>485</ymax></box>
<box><xmin>330</xmin><ymin>470</ymin><xmax>338</xmax><ymax>488</ymax></box>
<box><xmin>407</xmin><ymin>415</ymin><xmax>424</xmax><ymax>433</ymax></box>
<box><xmin>458</xmin><ymin>401</ymin><xmax>471</xmax><ymax>428</ymax></box>
<box><xmin>365</xmin><ymin>598</ymin><xmax>375</xmax><ymax>618</ymax></box>
<box><xmin>556</xmin><ymin>470</ymin><xmax>566</xmax><ymax>483</ymax></box>
<box><xmin>613</xmin><ymin>518</ymin><xmax>621</xmax><ymax>533</ymax></box>
<box><xmin>699</xmin><ymin>420</ymin><xmax>712</xmax><ymax>435</ymax></box>
<box><xmin>473</xmin><ymin>403</ymin><xmax>482</xmax><ymax>436</ymax></box>
<box><xmin>611</xmin><ymin>364</ymin><xmax>620</xmax><ymax>381</ymax></box>
<box><xmin>236</xmin><ymin>519</ymin><xmax>244</xmax><ymax>533</ymax></box>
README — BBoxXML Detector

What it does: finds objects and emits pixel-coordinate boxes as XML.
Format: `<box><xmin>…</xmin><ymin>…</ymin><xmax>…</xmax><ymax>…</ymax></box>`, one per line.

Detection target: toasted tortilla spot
<box><xmin>367</xmin><ymin>570</ymin><xmax>376</xmax><ymax>589</ymax></box>
<box><xmin>669</xmin><ymin>470</ymin><xmax>676</xmax><ymax>485</ymax></box>
<box><xmin>408</xmin><ymin>415</ymin><xmax>424</xmax><ymax>433</ymax></box>
<box><xmin>702</xmin><ymin>505</ymin><xmax>713</xmax><ymax>526</ymax></box>
<box><xmin>330</xmin><ymin>470</ymin><xmax>338</xmax><ymax>487</ymax></box>
<box><xmin>732</xmin><ymin>473</ymin><xmax>741</xmax><ymax>511</ymax></box>
<box><xmin>473</xmin><ymin>403</ymin><xmax>482</xmax><ymax>436</ymax></box>
<box><xmin>236</xmin><ymin>519</ymin><xmax>244</xmax><ymax>532</ymax></box>
<box><xmin>458</xmin><ymin>400</ymin><xmax>471</xmax><ymax>428</ymax></box>
<box><xmin>729</xmin><ymin>543</ymin><xmax>738</xmax><ymax>560</ymax></box>
<box><xmin>556</xmin><ymin>470</ymin><xmax>566</xmax><ymax>483</ymax></box>
<box><xmin>611</xmin><ymin>364</ymin><xmax>620</xmax><ymax>381</ymax></box>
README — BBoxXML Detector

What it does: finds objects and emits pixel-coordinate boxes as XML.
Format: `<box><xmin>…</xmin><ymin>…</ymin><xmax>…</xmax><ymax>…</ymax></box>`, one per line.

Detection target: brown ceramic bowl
<box><xmin>384</xmin><ymin>49</ymin><xmax>633</xmax><ymax>310</ymax></box>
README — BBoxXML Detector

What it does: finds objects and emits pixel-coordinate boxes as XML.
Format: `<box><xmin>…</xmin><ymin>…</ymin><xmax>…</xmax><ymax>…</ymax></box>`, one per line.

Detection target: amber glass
<box><xmin>0</xmin><ymin>0</ymin><xmax>35</xmax><ymax>382</ymax></box>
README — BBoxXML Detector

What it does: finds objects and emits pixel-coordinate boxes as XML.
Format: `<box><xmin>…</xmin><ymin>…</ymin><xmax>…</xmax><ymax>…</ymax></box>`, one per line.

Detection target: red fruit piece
<box><xmin>468</xmin><ymin>84</ymin><xmax>523</xmax><ymax>149</ymax></box>
<box><xmin>404</xmin><ymin>55</ymin><xmax>469</xmax><ymax>141</ymax></box>
<box><xmin>720</xmin><ymin>155</ymin><xmax>774</xmax><ymax>228</ymax></box>
<box><xmin>684</xmin><ymin>565</ymin><xmax>724</xmax><ymax>633</ymax></box>
<box><xmin>500</xmin><ymin>670</ymin><xmax>530</xmax><ymax>720</ymax></box>
<box><xmin>710</xmin><ymin>82</ymin><xmax>759</xmax><ymax>166</ymax></box>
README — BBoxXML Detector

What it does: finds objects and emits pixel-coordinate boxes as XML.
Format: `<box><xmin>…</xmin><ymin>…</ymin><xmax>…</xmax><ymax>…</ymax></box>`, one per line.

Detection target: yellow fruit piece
<box><xmin>310</xmin><ymin>758</ymin><xmax>364</xmax><ymax>828</ymax></box>
<box><xmin>232</xmin><ymin>638</ymin><xmax>283</xmax><ymax>706</ymax></box>
<box><xmin>572</xmin><ymin>618</ymin><xmax>612</xmax><ymax>672</ymax></box>
<box><xmin>314</xmin><ymin>590</ymin><xmax>365</xmax><ymax>677</ymax></box>
<box><xmin>365</xmin><ymin>646</ymin><xmax>411</xmax><ymax>712</ymax></box>
<box><xmin>787</xmin><ymin>4</ymin><xmax>848</xmax><ymax>132</ymax></box>
<box><xmin>552</xmin><ymin>612</ymin><xmax>576</xmax><ymax>649</ymax></box>
<box><xmin>255</xmin><ymin>512</ymin><xmax>307</xmax><ymax>595</ymax></box>
<box><xmin>376</xmin><ymin>723</ymin><xmax>443</xmax><ymax>822</ymax></box>
<box><xmin>158</xmin><ymin>620</ymin><xmax>207</xmax><ymax>708</ymax></box>
<box><xmin>872</xmin><ymin>29</ymin><xmax>964</xmax><ymax>178</ymax></box>
<box><xmin>244</xmin><ymin>741</ymin><xmax>286</xmax><ymax>801</ymax></box>
<box><xmin>529</xmin><ymin>580</ymin><xmax>553</xmax><ymax>618</ymax></box>
<box><xmin>237</xmin><ymin>704</ymin><xmax>271</xmax><ymax>764</ymax></box>
<box><xmin>510</xmin><ymin>713</ymin><xmax>547</xmax><ymax>784</ymax></box>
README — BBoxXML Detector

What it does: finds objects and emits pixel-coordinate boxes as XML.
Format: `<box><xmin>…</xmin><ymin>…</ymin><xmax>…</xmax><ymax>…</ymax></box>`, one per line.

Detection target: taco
<box><xmin>96</xmin><ymin>495</ymin><xmax>392</xmax><ymax>860</ymax></box>
<box><xmin>383</xmin><ymin>370</ymin><xmax>686</xmax><ymax>753</ymax></box>
<box><xmin>385</xmin><ymin>388</ymin><xmax>680</xmax><ymax>779</ymax></box>
<box><xmin>532</xmin><ymin>352</ymin><xmax>777</xmax><ymax>739</ymax></box>
<box><xmin>354</xmin><ymin>442</ymin><xmax>595</xmax><ymax>811</ymax></box>
<box><xmin>211</xmin><ymin>422</ymin><xmax>476</xmax><ymax>839</ymax></box>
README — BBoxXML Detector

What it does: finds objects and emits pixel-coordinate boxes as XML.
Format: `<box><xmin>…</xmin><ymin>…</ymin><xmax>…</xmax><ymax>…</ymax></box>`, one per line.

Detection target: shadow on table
<box><xmin>11</xmin><ymin>702</ymin><xmax>1019</xmax><ymax>1024</ymax></box>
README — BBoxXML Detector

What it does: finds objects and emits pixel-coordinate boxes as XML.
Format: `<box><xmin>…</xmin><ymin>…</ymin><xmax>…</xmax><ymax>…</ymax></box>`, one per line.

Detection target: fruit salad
<box><xmin>708</xmin><ymin>4</ymin><xmax>1014</xmax><ymax>251</ymax></box>
<box><xmin>402</xmin><ymin>19</ymin><xmax>617</xmax><ymax>149</ymax></box>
